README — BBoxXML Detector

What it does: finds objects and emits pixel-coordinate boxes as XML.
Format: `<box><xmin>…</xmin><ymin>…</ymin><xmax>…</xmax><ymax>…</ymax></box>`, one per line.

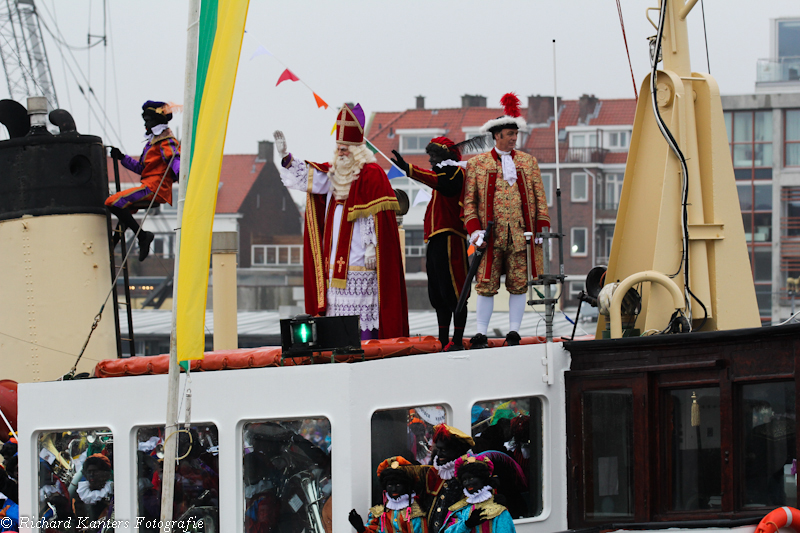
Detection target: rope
<box><xmin>64</xmin><ymin>154</ymin><xmax>175</xmax><ymax>378</ymax></box>
<box><xmin>700</xmin><ymin>0</ymin><xmax>711</xmax><ymax>73</ymax></box>
<box><xmin>616</xmin><ymin>0</ymin><xmax>638</xmax><ymax>100</ymax></box>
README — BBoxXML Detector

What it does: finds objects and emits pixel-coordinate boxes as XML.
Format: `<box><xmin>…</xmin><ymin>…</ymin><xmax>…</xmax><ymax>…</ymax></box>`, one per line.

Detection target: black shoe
<box><xmin>469</xmin><ymin>333</ymin><xmax>489</xmax><ymax>350</ymax></box>
<box><xmin>443</xmin><ymin>341</ymin><xmax>464</xmax><ymax>352</ymax></box>
<box><xmin>505</xmin><ymin>331</ymin><xmax>521</xmax><ymax>346</ymax></box>
<box><xmin>138</xmin><ymin>231</ymin><xmax>155</xmax><ymax>261</ymax></box>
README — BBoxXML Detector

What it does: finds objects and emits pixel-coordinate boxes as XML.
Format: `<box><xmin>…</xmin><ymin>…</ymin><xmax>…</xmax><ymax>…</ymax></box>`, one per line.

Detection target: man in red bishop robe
<box><xmin>274</xmin><ymin>103</ymin><xmax>409</xmax><ymax>340</ymax></box>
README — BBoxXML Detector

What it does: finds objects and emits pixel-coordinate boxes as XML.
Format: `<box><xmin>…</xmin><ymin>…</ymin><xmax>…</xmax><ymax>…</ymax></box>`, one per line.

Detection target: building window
<box><xmin>572</xmin><ymin>173</ymin><xmax>588</xmax><ymax>202</ymax></box>
<box><xmin>472</xmin><ymin>397</ymin><xmax>543</xmax><ymax>518</ymax></box>
<box><xmin>571</xmin><ymin>227</ymin><xmax>588</xmax><ymax>257</ymax></box>
<box><xmin>602</xmin><ymin>173</ymin><xmax>624</xmax><ymax>210</ymax></box>
<box><xmin>244</xmin><ymin>419</ymin><xmax>331</xmax><ymax>533</ymax></box>
<box><xmin>569</xmin><ymin>280</ymin><xmax>584</xmax><ymax>300</ymax></box>
<box><xmin>786</xmin><ymin>109</ymin><xmax>800</xmax><ymax>167</ymax></box>
<box><xmin>400</xmin><ymin>135</ymin><xmax>432</xmax><ymax>154</ymax></box>
<box><xmin>608</xmin><ymin>131</ymin><xmax>629</xmax><ymax>148</ymax></box>
<box><xmin>724</xmin><ymin>110</ymin><xmax>773</xmax><ymax>179</ymax></box>
<box><xmin>571</xmin><ymin>133</ymin><xmax>597</xmax><ymax>148</ymax></box>
<box><xmin>541</xmin><ymin>172</ymin><xmax>554</xmax><ymax>207</ymax></box>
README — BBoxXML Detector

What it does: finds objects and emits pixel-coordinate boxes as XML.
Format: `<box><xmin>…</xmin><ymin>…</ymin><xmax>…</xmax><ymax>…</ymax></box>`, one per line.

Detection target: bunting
<box><xmin>276</xmin><ymin>68</ymin><xmax>299</xmax><ymax>86</ymax></box>
<box><xmin>177</xmin><ymin>0</ymin><xmax>250</xmax><ymax>363</ymax></box>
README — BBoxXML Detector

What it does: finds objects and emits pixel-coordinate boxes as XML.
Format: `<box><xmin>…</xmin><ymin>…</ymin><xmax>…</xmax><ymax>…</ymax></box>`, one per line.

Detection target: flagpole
<box><xmin>161</xmin><ymin>0</ymin><xmax>199</xmax><ymax>528</ymax></box>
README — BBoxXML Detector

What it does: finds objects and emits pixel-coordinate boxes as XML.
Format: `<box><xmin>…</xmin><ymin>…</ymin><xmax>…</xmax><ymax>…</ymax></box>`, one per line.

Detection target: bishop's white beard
<box><xmin>329</xmin><ymin>152</ymin><xmax>361</xmax><ymax>200</ymax></box>
<box><xmin>328</xmin><ymin>144</ymin><xmax>376</xmax><ymax>200</ymax></box>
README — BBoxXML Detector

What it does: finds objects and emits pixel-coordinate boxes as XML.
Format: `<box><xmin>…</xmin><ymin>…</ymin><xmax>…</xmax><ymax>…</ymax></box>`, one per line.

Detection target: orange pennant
<box><xmin>313</xmin><ymin>92</ymin><xmax>328</xmax><ymax>109</ymax></box>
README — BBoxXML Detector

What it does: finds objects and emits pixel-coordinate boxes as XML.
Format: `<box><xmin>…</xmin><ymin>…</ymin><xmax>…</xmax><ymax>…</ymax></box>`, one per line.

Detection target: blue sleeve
<box><xmin>171</xmin><ymin>155</ymin><xmax>180</xmax><ymax>178</ymax></box>
<box><xmin>443</xmin><ymin>509</ymin><xmax>470</xmax><ymax>533</ymax></box>
<box><xmin>491</xmin><ymin>511</ymin><xmax>516</xmax><ymax>533</ymax></box>
<box><xmin>412</xmin><ymin>516</ymin><xmax>427</xmax><ymax>533</ymax></box>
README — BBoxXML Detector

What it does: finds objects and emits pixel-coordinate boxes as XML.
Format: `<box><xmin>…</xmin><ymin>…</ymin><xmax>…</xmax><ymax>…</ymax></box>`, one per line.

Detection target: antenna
<box><xmin>0</xmin><ymin>0</ymin><xmax>59</xmax><ymax>110</ymax></box>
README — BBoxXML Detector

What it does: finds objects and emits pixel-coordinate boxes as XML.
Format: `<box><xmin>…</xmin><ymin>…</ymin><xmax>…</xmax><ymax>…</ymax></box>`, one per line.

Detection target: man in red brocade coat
<box><xmin>390</xmin><ymin>138</ymin><xmax>469</xmax><ymax>351</ymax></box>
<box><xmin>463</xmin><ymin>93</ymin><xmax>550</xmax><ymax>348</ymax></box>
<box><xmin>275</xmin><ymin>103</ymin><xmax>408</xmax><ymax>340</ymax></box>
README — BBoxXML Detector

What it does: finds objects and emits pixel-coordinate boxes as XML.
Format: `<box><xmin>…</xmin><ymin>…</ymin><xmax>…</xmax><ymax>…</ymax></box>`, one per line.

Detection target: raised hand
<box><xmin>274</xmin><ymin>130</ymin><xmax>288</xmax><ymax>158</ymax></box>
<box><xmin>465</xmin><ymin>509</ymin><xmax>487</xmax><ymax>529</ymax></box>
<box><xmin>348</xmin><ymin>509</ymin><xmax>366</xmax><ymax>533</ymax></box>
<box><xmin>390</xmin><ymin>150</ymin><xmax>409</xmax><ymax>175</ymax></box>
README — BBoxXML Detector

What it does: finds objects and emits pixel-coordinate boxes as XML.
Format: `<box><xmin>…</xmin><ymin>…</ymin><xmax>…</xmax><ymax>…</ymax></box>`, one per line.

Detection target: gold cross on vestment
<box><xmin>336</xmin><ymin>256</ymin><xmax>346</xmax><ymax>273</ymax></box>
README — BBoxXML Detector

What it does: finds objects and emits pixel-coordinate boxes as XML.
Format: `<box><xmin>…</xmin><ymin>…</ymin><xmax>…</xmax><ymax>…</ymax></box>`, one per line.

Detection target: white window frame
<box><xmin>571</xmin><ymin>172</ymin><xmax>589</xmax><ymax>202</ymax></box>
<box><xmin>607</xmin><ymin>130</ymin><xmax>630</xmax><ymax>149</ymax></box>
<box><xmin>571</xmin><ymin>227</ymin><xmax>588</xmax><ymax>257</ymax></box>
<box><xmin>569</xmin><ymin>280</ymin><xmax>584</xmax><ymax>300</ymax></box>
<box><xmin>396</xmin><ymin>128</ymin><xmax>446</xmax><ymax>155</ymax></box>
<box><xmin>541</xmin><ymin>172</ymin><xmax>554</xmax><ymax>207</ymax></box>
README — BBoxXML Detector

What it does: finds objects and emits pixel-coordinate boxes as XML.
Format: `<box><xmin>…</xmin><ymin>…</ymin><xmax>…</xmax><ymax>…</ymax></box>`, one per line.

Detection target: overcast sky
<box><xmin>2</xmin><ymin>1</ymin><xmax>798</xmax><ymax>161</ymax></box>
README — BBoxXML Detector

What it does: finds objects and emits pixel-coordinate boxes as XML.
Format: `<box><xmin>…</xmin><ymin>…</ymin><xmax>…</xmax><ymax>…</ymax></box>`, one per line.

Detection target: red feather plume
<box><xmin>500</xmin><ymin>92</ymin><xmax>521</xmax><ymax>118</ymax></box>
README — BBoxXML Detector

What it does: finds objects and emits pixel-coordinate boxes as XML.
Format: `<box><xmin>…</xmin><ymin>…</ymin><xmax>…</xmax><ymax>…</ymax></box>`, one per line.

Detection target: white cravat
<box><xmin>495</xmin><ymin>148</ymin><xmax>517</xmax><ymax>185</ymax></box>
<box><xmin>144</xmin><ymin>123</ymin><xmax>168</xmax><ymax>143</ymax></box>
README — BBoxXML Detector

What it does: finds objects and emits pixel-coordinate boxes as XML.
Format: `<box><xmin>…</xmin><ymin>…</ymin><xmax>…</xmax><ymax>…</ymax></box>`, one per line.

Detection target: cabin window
<box><xmin>243</xmin><ymin>418</ymin><xmax>331</xmax><ymax>533</ymax></box>
<box><xmin>471</xmin><ymin>397</ymin><xmax>544</xmax><ymax>519</ymax></box>
<box><xmin>665</xmin><ymin>388</ymin><xmax>721</xmax><ymax>511</ymax></box>
<box><xmin>38</xmin><ymin>428</ymin><xmax>113</xmax><ymax>526</ymax></box>
<box><xmin>370</xmin><ymin>405</ymin><xmax>446</xmax><ymax>504</ymax></box>
<box><xmin>741</xmin><ymin>381</ymin><xmax>797</xmax><ymax>507</ymax></box>
<box><xmin>582</xmin><ymin>390</ymin><xmax>634</xmax><ymax>519</ymax></box>
<box><xmin>135</xmin><ymin>424</ymin><xmax>219</xmax><ymax>532</ymax></box>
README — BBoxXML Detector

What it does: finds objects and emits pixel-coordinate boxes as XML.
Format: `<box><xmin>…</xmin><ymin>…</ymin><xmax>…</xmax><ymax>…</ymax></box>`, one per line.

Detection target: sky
<box><xmin>1</xmin><ymin>0</ymin><xmax>798</xmax><ymax>162</ymax></box>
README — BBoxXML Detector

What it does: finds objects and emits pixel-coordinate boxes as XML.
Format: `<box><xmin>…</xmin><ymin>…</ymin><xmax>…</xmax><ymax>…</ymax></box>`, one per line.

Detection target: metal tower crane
<box><xmin>0</xmin><ymin>0</ymin><xmax>58</xmax><ymax>109</ymax></box>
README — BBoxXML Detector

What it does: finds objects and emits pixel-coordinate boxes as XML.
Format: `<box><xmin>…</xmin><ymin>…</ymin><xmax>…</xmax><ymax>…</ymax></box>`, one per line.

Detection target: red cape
<box><xmin>302</xmin><ymin>162</ymin><xmax>409</xmax><ymax>338</ymax></box>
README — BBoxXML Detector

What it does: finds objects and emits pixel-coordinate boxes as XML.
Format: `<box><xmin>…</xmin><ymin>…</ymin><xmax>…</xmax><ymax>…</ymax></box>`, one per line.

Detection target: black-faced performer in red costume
<box><xmin>274</xmin><ymin>103</ymin><xmax>409</xmax><ymax>340</ymax></box>
<box><xmin>390</xmin><ymin>138</ymin><xmax>469</xmax><ymax>351</ymax></box>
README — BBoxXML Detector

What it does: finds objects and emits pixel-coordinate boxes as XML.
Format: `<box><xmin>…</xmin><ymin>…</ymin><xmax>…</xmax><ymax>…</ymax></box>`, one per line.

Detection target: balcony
<box><xmin>756</xmin><ymin>56</ymin><xmax>800</xmax><ymax>84</ymax></box>
<box><xmin>531</xmin><ymin>146</ymin><xmax>609</xmax><ymax>164</ymax></box>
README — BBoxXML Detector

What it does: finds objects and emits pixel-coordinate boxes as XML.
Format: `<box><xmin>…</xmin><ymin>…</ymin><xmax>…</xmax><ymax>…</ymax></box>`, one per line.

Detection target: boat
<box><xmin>7</xmin><ymin>0</ymin><xmax>800</xmax><ymax>532</ymax></box>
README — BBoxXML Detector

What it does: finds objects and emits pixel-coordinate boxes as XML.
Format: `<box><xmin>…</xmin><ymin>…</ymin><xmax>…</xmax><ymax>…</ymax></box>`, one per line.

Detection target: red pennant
<box><xmin>313</xmin><ymin>92</ymin><xmax>328</xmax><ymax>109</ymax></box>
<box><xmin>276</xmin><ymin>68</ymin><xmax>299</xmax><ymax>86</ymax></box>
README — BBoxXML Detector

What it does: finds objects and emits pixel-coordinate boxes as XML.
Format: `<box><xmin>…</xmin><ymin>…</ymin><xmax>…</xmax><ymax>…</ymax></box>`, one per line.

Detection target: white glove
<box><xmin>274</xmin><ymin>130</ymin><xmax>288</xmax><ymax>158</ymax></box>
<box><xmin>535</xmin><ymin>226</ymin><xmax>550</xmax><ymax>245</ymax></box>
<box><xmin>364</xmin><ymin>244</ymin><xmax>376</xmax><ymax>270</ymax></box>
<box><xmin>469</xmin><ymin>230</ymin><xmax>486</xmax><ymax>247</ymax></box>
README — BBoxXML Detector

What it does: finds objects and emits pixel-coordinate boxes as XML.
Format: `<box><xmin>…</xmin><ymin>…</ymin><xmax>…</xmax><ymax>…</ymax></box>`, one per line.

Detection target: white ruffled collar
<box><xmin>434</xmin><ymin>458</ymin><xmax>456</xmax><ymax>480</ymax></box>
<box><xmin>77</xmin><ymin>480</ymin><xmax>113</xmax><ymax>504</ymax></box>
<box><xmin>385</xmin><ymin>492</ymin><xmax>415</xmax><ymax>510</ymax></box>
<box><xmin>464</xmin><ymin>485</ymin><xmax>493</xmax><ymax>504</ymax></box>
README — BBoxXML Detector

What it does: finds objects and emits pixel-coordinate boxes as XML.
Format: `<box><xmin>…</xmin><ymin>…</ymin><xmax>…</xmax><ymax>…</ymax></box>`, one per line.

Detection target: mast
<box><xmin>160</xmin><ymin>0</ymin><xmax>199</xmax><ymax>528</ymax></box>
